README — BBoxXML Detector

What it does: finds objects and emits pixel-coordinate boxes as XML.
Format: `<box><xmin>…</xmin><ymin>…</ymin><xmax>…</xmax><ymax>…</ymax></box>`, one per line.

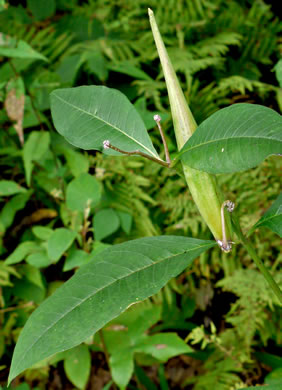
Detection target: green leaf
<box><xmin>265</xmin><ymin>368</ymin><xmax>282</xmax><ymax>386</ymax></box>
<box><xmin>27</xmin><ymin>0</ymin><xmax>56</xmax><ymax>21</ymax></box>
<box><xmin>249</xmin><ymin>194</ymin><xmax>282</xmax><ymax>237</ymax></box>
<box><xmin>64</xmin><ymin>345</ymin><xmax>91</xmax><ymax>390</ymax></box>
<box><xmin>0</xmin><ymin>180</ymin><xmax>26</xmax><ymax>196</ymax></box>
<box><xmin>94</xmin><ymin>208</ymin><xmax>120</xmax><ymax>241</ymax></box>
<box><xmin>158</xmin><ymin>364</ymin><xmax>169</xmax><ymax>390</ymax></box>
<box><xmin>32</xmin><ymin>226</ymin><xmax>53</xmax><ymax>241</ymax></box>
<box><xmin>10</xmin><ymin>383</ymin><xmax>30</xmax><ymax>390</ymax></box>
<box><xmin>13</xmin><ymin>265</ymin><xmax>45</xmax><ymax>304</ymax></box>
<box><xmin>50</xmin><ymin>86</ymin><xmax>160</xmax><ymax>159</ymax></box>
<box><xmin>109</xmin><ymin>62</ymin><xmax>152</xmax><ymax>81</ymax></box>
<box><xmin>5</xmin><ymin>241</ymin><xmax>40</xmax><ymax>265</ymax></box>
<box><xmin>66</xmin><ymin>173</ymin><xmax>101</xmax><ymax>212</ymax></box>
<box><xmin>56</xmin><ymin>54</ymin><xmax>84</xmax><ymax>84</ymax></box>
<box><xmin>84</xmin><ymin>52</ymin><xmax>108</xmax><ymax>81</ymax></box>
<box><xmin>135</xmin><ymin>365</ymin><xmax>158</xmax><ymax>390</ymax></box>
<box><xmin>110</xmin><ymin>349</ymin><xmax>134</xmax><ymax>390</ymax></box>
<box><xmin>117</xmin><ymin>211</ymin><xmax>133</xmax><ymax>234</ymax></box>
<box><xmin>8</xmin><ymin>236</ymin><xmax>215</xmax><ymax>383</ymax></box>
<box><xmin>0</xmin><ymin>0</ymin><xmax>6</xmax><ymax>12</ymax></box>
<box><xmin>47</xmin><ymin>228</ymin><xmax>76</xmax><ymax>262</ymax></box>
<box><xmin>274</xmin><ymin>59</ymin><xmax>282</xmax><ymax>88</ymax></box>
<box><xmin>0</xmin><ymin>191</ymin><xmax>32</xmax><ymax>234</ymax></box>
<box><xmin>23</xmin><ymin>131</ymin><xmax>50</xmax><ymax>186</ymax></box>
<box><xmin>63</xmin><ymin>249</ymin><xmax>90</xmax><ymax>272</ymax></box>
<box><xmin>240</xmin><ymin>383</ymin><xmax>282</xmax><ymax>390</ymax></box>
<box><xmin>255</xmin><ymin>352</ymin><xmax>282</xmax><ymax>370</ymax></box>
<box><xmin>101</xmin><ymin>381</ymin><xmax>113</xmax><ymax>390</ymax></box>
<box><xmin>63</xmin><ymin>149</ymin><xmax>89</xmax><ymax>177</ymax></box>
<box><xmin>26</xmin><ymin>251</ymin><xmax>51</xmax><ymax>268</ymax></box>
<box><xmin>179</xmin><ymin>104</ymin><xmax>282</xmax><ymax>174</ymax></box>
<box><xmin>136</xmin><ymin>333</ymin><xmax>192</xmax><ymax>361</ymax></box>
<box><xmin>0</xmin><ymin>39</ymin><xmax>47</xmax><ymax>61</ymax></box>
<box><xmin>103</xmin><ymin>305</ymin><xmax>163</xmax><ymax>389</ymax></box>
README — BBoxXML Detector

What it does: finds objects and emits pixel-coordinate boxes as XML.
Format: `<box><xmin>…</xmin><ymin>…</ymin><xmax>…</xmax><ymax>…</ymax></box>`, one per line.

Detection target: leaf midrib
<box><xmin>256</xmin><ymin>212</ymin><xmax>282</xmax><ymax>226</ymax></box>
<box><xmin>12</xmin><ymin>242</ymin><xmax>213</xmax><ymax>374</ymax></box>
<box><xmin>181</xmin><ymin>135</ymin><xmax>282</xmax><ymax>156</ymax></box>
<box><xmin>54</xmin><ymin>93</ymin><xmax>159</xmax><ymax>159</ymax></box>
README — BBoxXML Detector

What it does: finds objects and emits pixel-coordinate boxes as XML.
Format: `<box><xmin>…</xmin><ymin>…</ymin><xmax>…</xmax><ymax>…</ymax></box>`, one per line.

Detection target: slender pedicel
<box><xmin>217</xmin><ymin>200</ymin><xmax>235</xmax><ymax>252</ymax></box>
<box><xmin>103</xmin><ymin>140</ymin><xmax>170</xmax><ymax>167</ymax></box>
<box><xmin>154</xmin><ymin>114</ymin><xmax>171</xmax><ymax>164</ymax></box>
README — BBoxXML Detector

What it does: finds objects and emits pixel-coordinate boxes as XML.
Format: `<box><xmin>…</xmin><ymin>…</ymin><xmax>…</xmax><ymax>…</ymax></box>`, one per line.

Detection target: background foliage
<box><xmin>0</xmin><ymin>0</ymin><xmax>281</xmax><ymax>389</ymax></box>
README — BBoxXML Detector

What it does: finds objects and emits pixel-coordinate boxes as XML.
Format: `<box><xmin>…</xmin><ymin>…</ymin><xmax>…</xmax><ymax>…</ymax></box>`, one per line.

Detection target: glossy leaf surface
<box><xmin>50</xmin><ymin>86</ymin><xmax>159</xmax><ymax>158</ymax></box>
<box><xmin>8</xmin><ymin>236</ymin><xmax>215</xmax><ymax>383</ymax></box>
<box><xmin>179</xmin><ymin>104</ymin><xmax>282</xmax><ymax>173</ymax></box>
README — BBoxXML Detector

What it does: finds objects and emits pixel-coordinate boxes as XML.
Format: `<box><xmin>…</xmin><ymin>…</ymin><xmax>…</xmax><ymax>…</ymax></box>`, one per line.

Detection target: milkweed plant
<box><xmin>7</xmin><ymin>8</ymin><xmax>282</xmax><ymax>388</ymax></box>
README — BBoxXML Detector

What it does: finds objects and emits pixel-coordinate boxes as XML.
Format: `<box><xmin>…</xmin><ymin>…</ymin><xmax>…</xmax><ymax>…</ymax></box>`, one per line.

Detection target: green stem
<box><xmin>232</xmin><ymin>216</ymin><xmax>282</xmax><ymax>303</ymax></box>
<box><xmin>99</xmin><ymin>329</ymin><xmax>117</xmax><ymax>390</ymax></box>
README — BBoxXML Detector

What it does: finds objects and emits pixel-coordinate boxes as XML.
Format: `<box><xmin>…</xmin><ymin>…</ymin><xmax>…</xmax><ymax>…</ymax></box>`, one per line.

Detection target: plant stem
<box><xmin>99</xmin><ymin>329</ymin><xmax>117</xmax><ymax>390</ymax></box>
<box><xmin>0</xmin><ymin>301</ymin><xmax>34</xmax><ymax>314</ymax></box>
<box><xmin>231</xmin><ymin>215</ymin><xmax>282</xmax><ymax>303</ymax></box>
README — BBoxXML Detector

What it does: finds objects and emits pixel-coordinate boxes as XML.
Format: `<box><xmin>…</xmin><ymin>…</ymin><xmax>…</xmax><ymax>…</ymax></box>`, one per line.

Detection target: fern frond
<box><xmin>217</xmin><ymin>269</ymin><xmax>282</xmax><ymax>350</ymax></box>
<box><xmin>134</xmin><ymin>79</ymin><xmax>168</xmax><ymax>111</ymax></box>
<box><xmin>192</xmin><ymin>32</ymin><xmax>242</xmax><ymax>57</ymax></box>
<box><xmin>213</xmin><ymin>75</ymin><xmax>277</xmax><ymax>96</ymax></box>
<box><xmin>167</xmin><ymin>47</ymin><xmax>225</xmax><ymax>75</ymax></box>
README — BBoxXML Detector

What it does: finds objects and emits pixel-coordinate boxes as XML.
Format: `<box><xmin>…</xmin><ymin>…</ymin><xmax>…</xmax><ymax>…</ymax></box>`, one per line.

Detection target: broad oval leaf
<box><xmin>249</xmin><ymin>193</ymin><xmax>282</xmax><ymax>237</ymax></box>
<box><xmin>66</xmin><ymin>173</ymin><xmax>102</xmax><ymax>213</ymax></box>
<box><xmin>50</xmin><ymin>86</ymin><xmax>160</xmax><ymax>159</ymax></box>
<box><xmin>64</xmin><ymin>344</ymin><xmax>91</xmax><ymax>390</ymax></box>
<box><xmin>179</xmin><ymin>104</ymin><xmax>282</xmax><ymax>173</ymax></box>
<box><xmin>47</xmin><ymin>228</ymin><xmax>76</xmax><ymax>262</ymax></box>
<box><xmin>8</xmin><ymin>236</ymin><xmax>215</xmax><ymax>383</ymax></box>
<box><xmin>93</xmin><ymin>208</ymin><xmax>120</xmax><ymax>241</ymax></box>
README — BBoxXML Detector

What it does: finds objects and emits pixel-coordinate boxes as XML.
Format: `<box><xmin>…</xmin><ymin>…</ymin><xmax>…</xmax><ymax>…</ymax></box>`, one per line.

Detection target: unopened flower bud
<box><xmin>225</xmin><ymin>201</ymin><xmax>235</xmax><ymax>213</ymax></box>
<box><xmin>103</xmin><ymin>140</ymin><xmax>110</xmax><ymax>149</ymax></box>
<box><xmin>154</xmin><ymin>114</ymin><xmax>161</xmax><ymax>122</ymax></box>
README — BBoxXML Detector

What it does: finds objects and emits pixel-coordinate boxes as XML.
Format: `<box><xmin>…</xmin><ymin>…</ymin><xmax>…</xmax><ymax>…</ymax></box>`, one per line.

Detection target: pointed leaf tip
<box><xmin>50</xmin><ymin>86</ymin><xmax>159</xmax><ymax>159</ymax></box>
<box><xmin>179</xmin><ymin>104</ymin><xmax>282</xmax><ymax>174</ymax></box>
<box><xmin>8</xmin><ymin>236</ymin><xmax>215</xmax><ymax>382</ymax></box>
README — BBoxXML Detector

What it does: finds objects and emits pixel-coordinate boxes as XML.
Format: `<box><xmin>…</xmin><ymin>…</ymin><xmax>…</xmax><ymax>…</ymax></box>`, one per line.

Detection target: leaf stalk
<box><xmin>103</xmin><ymin>140</ymin><xmax>170</xmax><ymax>167</ymax></box>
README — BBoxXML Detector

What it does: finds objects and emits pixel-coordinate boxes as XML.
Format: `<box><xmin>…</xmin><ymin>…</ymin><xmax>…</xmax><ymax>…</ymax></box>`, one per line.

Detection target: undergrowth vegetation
<box><xmin>0</xmin><ymin>0</ymin><xmax>281</xmax><ymax>389</ymax></box>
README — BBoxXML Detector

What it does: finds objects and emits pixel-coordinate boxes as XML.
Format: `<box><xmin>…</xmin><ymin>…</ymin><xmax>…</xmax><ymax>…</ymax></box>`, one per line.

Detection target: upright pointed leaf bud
<box><xmin>148</xmin><ymin>9</ymin><xmax>231</xmax><ymax>242</ymax></box>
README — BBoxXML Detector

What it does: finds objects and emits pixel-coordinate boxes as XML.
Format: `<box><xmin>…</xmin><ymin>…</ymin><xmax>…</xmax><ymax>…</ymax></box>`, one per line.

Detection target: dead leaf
<box><xmin>4</xmin><ymin>87</ymin><xmax>25</xmax><ymax>145</ymax></box>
